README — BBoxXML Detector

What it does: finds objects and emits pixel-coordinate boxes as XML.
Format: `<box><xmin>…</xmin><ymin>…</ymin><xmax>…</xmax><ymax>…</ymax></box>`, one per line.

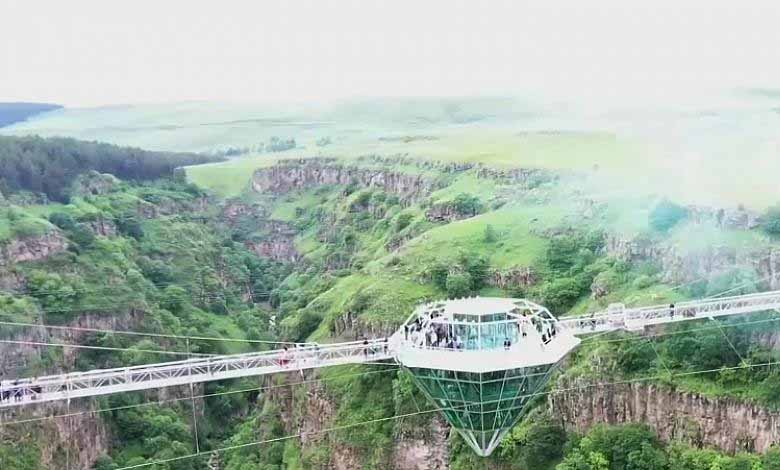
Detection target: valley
<box><xmin>1</xmin><ymin>129</ymin><xmax>780</xmax><ymax>468</ymax></box>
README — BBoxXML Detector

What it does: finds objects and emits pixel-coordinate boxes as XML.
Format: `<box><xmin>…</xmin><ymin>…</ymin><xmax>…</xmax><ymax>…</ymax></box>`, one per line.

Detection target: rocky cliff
<box><xmin>245</xmin><ymin>220</ymin><xmax>301</xmax><ymax>263</ymax></box>
<box><xmin>0</xmin><ymin>231</ymin><xmax>67</xmax><ymax>267</ymax></box>
<box><xmin>0</xmin><ymin>309</ymin><xmax>205</xmax><ymax>470</ymax></box>
<box><xmin>550</xmin><ymin>380</ymin><xmax>780</xmax><ymax>453</ymax></box>
<box><xmin>252</xmin><ymin>159</ymin><xmax>437</xmax><ymax>200</ymax></box>
<box><xmin>267</xmin><ymin>372</ymin><xmax>451</xmax><ymax>470</ymax></box>
<box><xmin>604</xmin><ymin>233</ymin><xmax>780</xmax><ymax>290</ymax></box>
<box><xmin>0</xmin><ymin>311</ymin><xmax>146</xmax><ymax>470</ymax></box>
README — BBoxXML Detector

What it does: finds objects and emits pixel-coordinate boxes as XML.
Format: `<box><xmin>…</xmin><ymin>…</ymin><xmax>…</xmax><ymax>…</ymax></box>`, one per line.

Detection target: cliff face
<box><xmin>604</xmin><ymin>233</ymin><xmax>780</xmax><ymax>290</ymax></box>
<box><xmin>252</xmin><ymin>160</ymin><xmax>436</xmax><ymax>200</ymax></box>
<box><xmin>1</xmin><ymin>402</ymin><xmax>111</xmax><ymax>470</ymax></box>
<box><xmin>0</xmin><ymin>310</ymin><xmax>204</xmax><ymax>470</ymax></box>
<box><xmin>0</xmin><ymin>231</ymin><xmax>67</xmax><ymax>266</ymax></box>
<box><xmin>266</xmin><ymin>374</ymin><xmax>450</xmax><ymax>470</ymax></box>
<box><xmin>487</xmin><ymin>267</ymin><xmax>536</xmax><ymax>290</ymax></box>
<box><xmin>550</xmin><ymin>381</ymin><xmax>780</xmax><ymax>454</ymax></box>
<box><xmin>244</xmin><ymin>220</ymin><xmax>301</xmax><ymax>263</ymax></box>
<box><xmin>0</xmin><ymin>312</ymin><xmax>144</xmax><ymax>470</ymax></box>
<box><xmin>136</xmin><ymin>195</ymin><xmax>209</xmax><ymax>219</ymax></box>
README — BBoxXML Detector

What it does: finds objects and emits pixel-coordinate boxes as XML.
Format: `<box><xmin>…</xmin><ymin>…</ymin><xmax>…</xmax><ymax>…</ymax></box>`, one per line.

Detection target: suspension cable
<box><xmin>111</xmin><ymin>357</ymin><xmax>779</xmax><ymax>470</ymax></box>
<box><xmin>0</xmin><ymin>338</ymin><xmax>215</xmax><ymax>357</ymax></box>
<box><xmin>0</xmin><ymin>365</ymin><xmax>401</xmax><ymax>427</ymax></box>
<box><xmin>0</xmin><ymin>320</ymin><xmax>304</xmax><ymax>346</ymax></box>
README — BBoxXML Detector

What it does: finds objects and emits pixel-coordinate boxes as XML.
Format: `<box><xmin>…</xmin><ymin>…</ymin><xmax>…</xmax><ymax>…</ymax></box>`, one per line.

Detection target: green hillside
<box><xmin>2</xmin><ymin>132</ymin><xmax>780</xmax><ymax>468</ymax></box>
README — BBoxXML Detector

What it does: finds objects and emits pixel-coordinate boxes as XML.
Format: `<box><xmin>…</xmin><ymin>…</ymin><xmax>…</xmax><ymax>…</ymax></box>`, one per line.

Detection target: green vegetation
<box><xmin>650</xmin><ymin>199</ymin><xmax>689</xmax><ymax>232</ymax></box>
<box><xmin>761</xmin><ymin>204</ymin><xmax>780</xmax><ymax>236</ymax></box>
<box><xmin>0</xmin><ymin>135</ymin><xmax>220</xmax><ymax>201</ymax></box>
<box><xmin>4</xmin><ymin>138</ymin><xmax>780</xmax><ymax>469</ymax></box>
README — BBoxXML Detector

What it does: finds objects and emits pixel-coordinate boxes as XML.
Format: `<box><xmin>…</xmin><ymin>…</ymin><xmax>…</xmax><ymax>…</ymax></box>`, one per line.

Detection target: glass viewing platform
<box><xmin>394</xmin><ymin>297</ymin><xmax>581</xmax><ymax>456</ymax></box>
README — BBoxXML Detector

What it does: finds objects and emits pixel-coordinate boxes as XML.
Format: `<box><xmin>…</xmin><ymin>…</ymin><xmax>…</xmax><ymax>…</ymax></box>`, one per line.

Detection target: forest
<box><xmin>0</xmin><ymin>135</ymin><xmax>221</xmax><ymax>202</ymax></box>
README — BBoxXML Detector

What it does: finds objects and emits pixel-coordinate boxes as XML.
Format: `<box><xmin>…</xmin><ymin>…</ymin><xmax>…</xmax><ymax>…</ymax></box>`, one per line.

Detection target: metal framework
<box><xmin>3</xmin><ymin>290</ymin><xmax>780</xmax><ymax>411</ymax></box>
<box><xmin>557</xmin><ymin>290</ymin><xmax>780</xmax><ymax>335</ymax></box>
<box><xmin>0</xmin><ymin>339</ymin><xmax>393</xmax><ymax>408</ymax></box>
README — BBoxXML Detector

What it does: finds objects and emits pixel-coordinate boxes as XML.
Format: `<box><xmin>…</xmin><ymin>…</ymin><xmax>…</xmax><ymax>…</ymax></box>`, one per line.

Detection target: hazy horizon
<box><xmin>3</xmin><ymin>1</ymin><xmax>780</xmax><ymax>107</ymax></box>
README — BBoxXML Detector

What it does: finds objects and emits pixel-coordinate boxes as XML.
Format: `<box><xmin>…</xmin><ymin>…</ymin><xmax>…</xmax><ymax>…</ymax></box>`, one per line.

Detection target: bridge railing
<box><xmin>0</xmin><ymin>338</ymin><xmax>393</xmax><ymax>407</ymax></box>
<box><xmin>558</xmin><ymin>290</ymin><xmax>780</xmax><ymax>336</ymax></box>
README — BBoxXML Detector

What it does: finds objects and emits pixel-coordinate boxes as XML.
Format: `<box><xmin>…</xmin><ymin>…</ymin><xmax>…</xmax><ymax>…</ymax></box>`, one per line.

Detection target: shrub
<box><xmin>395</xmin><ymin>212</ymin><xmax>414</xmax><ymax>231</ymax></box>
<box><xmin>539</xmin><ymin>277</ymin><xmax>582</xmax><ymax>313</ymax></box>
<box><xmin>761</xmin><ymin>204</ymin><xmax>780</xmax><ymax>236</ymax></box>
<box><xmin>483</xmin><ymin>224</ymin><xmax>498</xmax><ymax>243</ymax></box>
<box><xmin>49</xmin><ymin>212</ymin><xmax>76</xmax><ymax>230</ymax></box>
<box><xmin>446</xmin><ymin>272</ymin><xmax>472</xmax><ymax>298</ymax></box>
<box><xmin>649</xmin><ymin>199</ymin><xmax>688</xmax><ymax>232</ymax></box>
<box><xmin>452</xmin><ymin>193</ymin><xmax>483</xmax><ymax>217</ymax></box>
<box><xmin>632</xmin><ymin>275</ymin><xmax>654</xmax><ymax>289</ymax></box>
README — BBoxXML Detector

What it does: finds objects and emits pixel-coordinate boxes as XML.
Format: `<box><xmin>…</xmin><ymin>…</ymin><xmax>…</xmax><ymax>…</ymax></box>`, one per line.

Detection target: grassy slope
<box><xmin>12</xmin><ymin>99</ymin><xmax>780</xmax><ymax>208</ymax></box>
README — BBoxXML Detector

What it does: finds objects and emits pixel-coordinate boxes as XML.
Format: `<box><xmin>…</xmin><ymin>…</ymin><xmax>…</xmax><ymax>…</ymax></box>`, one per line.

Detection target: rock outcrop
<box><xmin>85</xmin><ymin>216</ymin><xmax>117</xmax><ymax>237</ymax></box>
<box><xmin>487</xmin><ymin>267</ymin><xmax>536</xmax><ymax>290</ymax></box>
<box><xmin>550</xmin><ymin>380</ymin><xmax>780</xmax><ymax>454</ymax></box>
<box><xmin>426</xmin><ymin>203</ymin><xmax>471</xmax><ymax>223</ymax></box>
<box><xmin>0</xmin><ymin>231</ymin><xmax>67</xmax><ymax>266</ymax></box>
<box><xmin>604</xmin><ymin>232</ymin><xmax>780</xmax><ymax>290</ymax></box>
<box><xmin>252</xmin><ymin>160</ymin><xmax>436</xmax><ymax>200</ymax></box>
<box><xmin>71</xmin><ymin>171</ymin><xmax>120</xmax><ymax>197</ymax></box>
<box><xmin>245</xmin><ymin>221</ymin><xmax>300</xmax><ymax>263</ymax></box>
<box><xmin>687</xmin><ymin>205</ymin><xmax>762</xmax><ymax>230</ymax></box>
<box><xmin>475</xmin><ymin>166</ymin><xmax>556</xmax><ymax>188</ymax></box>
<box><xmin>136</xmin><ymin>195</ymin><xmax>209</xmax><ymax>219</ymax></box>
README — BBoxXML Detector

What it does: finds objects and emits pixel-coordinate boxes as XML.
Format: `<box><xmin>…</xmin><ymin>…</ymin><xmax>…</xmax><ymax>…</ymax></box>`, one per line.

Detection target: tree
<box><xmin>649</xmin><ymin>199</ymin><xmax>688</xmax><ymax>232</ymax></box>
<box><xmin>92</xmin><ymin>454</ymin><xmax>118</xmax><ymax>470</ymax></box>
<box><xmin>161</xmin><ymin>285</ymin><xmax>189</xmax><ymax>315</ymax></box>
<box><xmin>452</xmin><ymin>193</ymin><xmax>483</xmax><ymax>217</ymax></box>
<box><xmin>395</xmin><ymin>212</ymin><xmax>414</xmax><ymax>231</ymax></box>
<box><xmin>49</xmin><ymin>212</ymin><xmax>76</xmax><ymax>230</ymax></box>
<box><xmin>430</xmin><ymin>263</ymin><xmax>449</xmax><ymax>290</ymax></box>
<box><xmin>446</xmin><ymin>272</ymin><xmax>472</xmax><ymax>298</ymax></box>
<box><xmin>557</xmin><ymin>424</ymin><xmax>663</xmax><ymax>470</ymax></box>
<box><xmin>483</xmin><ymin>224</ymin><xmax>498</xmax><ymax>243</ymax></box>
<box><xmin>762</xmin><ymin>205</ymin><xmax>780</xmax><ymax>236</ymax></box>
<box><xmin>0</xmin><ymin>135</ymin><xmax>220</xmax><ymax>202</ymax></box>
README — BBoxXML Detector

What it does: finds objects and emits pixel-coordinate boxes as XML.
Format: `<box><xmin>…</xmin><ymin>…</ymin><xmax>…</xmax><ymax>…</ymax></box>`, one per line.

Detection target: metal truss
<box><xmin>0</xmin><ymin>338</ymin><xmax>393</xmax><ymax>408</ymax></box>
<box><xmin>558</xmin><ymin>290</ymin><xmax>780</xmax><ymax>336</ymax></box>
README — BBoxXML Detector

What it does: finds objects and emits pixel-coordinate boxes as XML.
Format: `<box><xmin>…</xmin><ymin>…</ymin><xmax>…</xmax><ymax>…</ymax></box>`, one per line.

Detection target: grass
<box><xmin>309</xmin><ymin>272</ymin><xmax>437</xmax><ymax>342</ymax></box>
<box><xmin>0</xmin><ymin>209</ymin><xmax>54</xmax><ymax>242</ymax></box>
<box><xmin>270</xmin><ymin>189</ymin><xmax>324</xmax><ymax>222</ymax></box>
<box><xmin>186</xmin><ymin>156</ymin><xmax>277</xmax><ymax>198</ymax></box>
<box><xmin>397</xmin><ymin>201</ymin><xmax>568</xmax><ymax>270</ymax></box>
<box><xmin>429</xmin><ymin>171</ymin><xmax>499</xmax><ymax>203</ymax></box>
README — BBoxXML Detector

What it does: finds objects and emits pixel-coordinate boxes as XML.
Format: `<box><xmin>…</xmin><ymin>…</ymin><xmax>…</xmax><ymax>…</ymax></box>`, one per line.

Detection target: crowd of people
<box><xmin>0</xmin><ymin>378</ymin><xmax>42</xmax><ymax>403</ymax></box>
<box><xmin>403</xmin><ymin>311</ymin><xmax>558</xmax><ymax>351</ymax></box>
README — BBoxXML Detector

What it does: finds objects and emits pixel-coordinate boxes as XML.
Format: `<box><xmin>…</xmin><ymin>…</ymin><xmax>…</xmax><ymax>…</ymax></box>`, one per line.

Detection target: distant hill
<box><xmin>0</xmin><ymin>102</ymin><xmax>62</xmax><ymax>127</ymax></box>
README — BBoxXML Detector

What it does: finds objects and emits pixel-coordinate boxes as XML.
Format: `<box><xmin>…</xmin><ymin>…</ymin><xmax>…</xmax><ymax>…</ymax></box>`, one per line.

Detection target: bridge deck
<box><xmin>558</xmin><ymin>290</ymin><xmax>780</xmax><ymax>335</ymax></box>
<box><xmin>4</xmin><ymin>290</ymin><xmax>780</xmax><ymax>408</ymax></box>
<box><xmin>0</xmin><ymin>338</ymin><xmax>394</xmax><ymax>408</ymax></box>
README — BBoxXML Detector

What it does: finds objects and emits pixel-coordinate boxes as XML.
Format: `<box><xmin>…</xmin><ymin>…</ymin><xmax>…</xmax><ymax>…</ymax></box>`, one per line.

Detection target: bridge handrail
<box><xmin>0</xmin><ymin>338</ymin><xmax>390</xmax><ymax>390</ymax></box>
<box><xmin>557</xmin><ymin>289</ymin><xmax>780</xmax><ymax>334</ymax></box>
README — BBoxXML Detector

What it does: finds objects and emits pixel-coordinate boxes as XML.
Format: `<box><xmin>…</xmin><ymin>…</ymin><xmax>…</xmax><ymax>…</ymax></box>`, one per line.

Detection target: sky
<box><xmin>2</xmin><ymin>0</ymin><xmax>780</xmax><ymax>107</ymax></box>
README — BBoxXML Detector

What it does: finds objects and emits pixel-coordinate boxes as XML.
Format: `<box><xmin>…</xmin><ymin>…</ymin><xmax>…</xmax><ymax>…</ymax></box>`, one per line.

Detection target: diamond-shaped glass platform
<box><xmin>406</xmin><ymin>364</ymin><xmax>556</xmax><ymax>456</ymax></box>
<box><xmin>396</xmin><ymin>297</ymin><xmax>579</xmax><ymax>456</ymax></box>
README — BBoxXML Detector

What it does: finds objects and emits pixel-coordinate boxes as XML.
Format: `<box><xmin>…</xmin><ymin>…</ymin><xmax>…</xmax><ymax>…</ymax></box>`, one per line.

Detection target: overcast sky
<box><xmin>2</xmin><ymin>0</ymin><xmax>780</xmax><ymax>107</ymax></box>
